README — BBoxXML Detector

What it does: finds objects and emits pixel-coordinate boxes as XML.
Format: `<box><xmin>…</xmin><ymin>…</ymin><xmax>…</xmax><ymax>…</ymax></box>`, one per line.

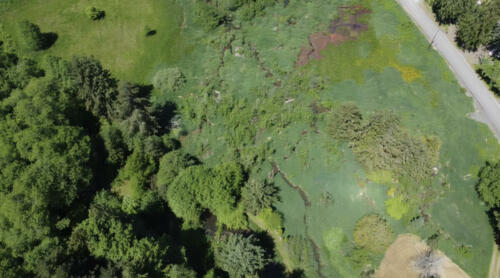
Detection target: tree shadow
<box><xmin>146</xmin><ymin>29</ymin><xmax>157</xmax><ymax>36</ymax></box>
<box><xmin>486</xmin><ymin>208</ymin><xmax>500</xmax><ymax>244</ymax></box>
<box><xmin>152</xmin><ymin>101</ymin><xmax>177</xmax><ymax>134</ymax></box>
<box><xmin>41</xmin><ymin>32</ymin><xmax>58</xmax><ymax>50</ymax></box>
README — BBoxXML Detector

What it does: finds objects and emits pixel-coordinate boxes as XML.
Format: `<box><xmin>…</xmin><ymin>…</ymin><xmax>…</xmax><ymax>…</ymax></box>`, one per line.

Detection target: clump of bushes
<box><xmin>152</xmin><ymin>67</ymin><xmax>186</xmax><ymax>93</ymax></box>
<box><xmin>17</xmin><ymin>20</ymin><xmax>45</xmax><ymax>51</ymax></box>
<box><xmin>353</xmin><ymin>214</ymin><xmax>394</xmax><ymax>254</ymax></box>
<box><xmin>329</xmin><ymin>104</ymin><xmax>441</xmax><ymax>186</ymax></box>
<box><xmin>86</xmin><ymin>7</ymin><xmax>105</xmax><ymax>21</ymax></box>
<box><xmin>166</xmin><ymin>162</ymin><xmax>245</xmax><ymax>228</ymax></box>
<box><xmin>194</xmin><ymin>0</ymin><xmax>276</xmax><ymax>30</ymax></box>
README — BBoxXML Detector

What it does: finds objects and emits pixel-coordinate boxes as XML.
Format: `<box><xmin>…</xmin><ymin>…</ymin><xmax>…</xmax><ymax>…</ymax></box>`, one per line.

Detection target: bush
<box><xmin>86</xmin><ymin>7</ymin><xmax>105</xmax><ymax>21</ymax></box>
<box><xmin>385</xmin><ymin>196</ymin><xmax>410</xmax><ymax>220</ymax></box>
<box><xmin>257</xmin><ymin>208</ymin><xmax>283</xmax><ymax>235</ymax></box>
<box><xmin>166</xmin><ymin>163</ymin><xmax>245</xmax><ymax>228</ymax></box>
<box><xmin>153</xmin><ymin>67</ymin><xmax>186</xmax><ymax>93</ymax></box>
<box><xmin>353</xmin><ymin>214</ymin><xmax>394</xmax><ymax>254</ymax></box>
<box><xmin>194</xmin><ymin>1</ymin><xmax>228</xmax><ymax>30</ymax></box>
<box><xmin>17</xmin><ymin>20</ymin><xmax>45</xmax><ymax>51</ymax></box>
<box><xmin>329</xmin><ymin>103</ymin><xmax>363</xmax><ymax>141</ymax></box>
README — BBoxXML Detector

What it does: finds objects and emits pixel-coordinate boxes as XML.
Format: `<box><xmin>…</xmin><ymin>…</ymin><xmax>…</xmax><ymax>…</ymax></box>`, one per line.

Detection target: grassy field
<box><xmin>0</xmin><ymin>0</ymin><xmax>187</xmax><ymax>83</ymax></box>
<box><xmin>2</xmin><ymin>0</ymin><xmax>499</xmax><ymax>276</ymax></box>
<box><xmin>175</xmin><ymin>0</ymin><xmax>500</xmax><ymax>276</ymax></box>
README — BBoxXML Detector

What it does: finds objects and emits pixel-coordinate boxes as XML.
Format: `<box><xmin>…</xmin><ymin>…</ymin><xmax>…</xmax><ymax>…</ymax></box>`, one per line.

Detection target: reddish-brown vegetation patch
<box><xmin>296</xmin><ymin>5</ymin><xmax>371</xmax><ymax>66</ymax></box>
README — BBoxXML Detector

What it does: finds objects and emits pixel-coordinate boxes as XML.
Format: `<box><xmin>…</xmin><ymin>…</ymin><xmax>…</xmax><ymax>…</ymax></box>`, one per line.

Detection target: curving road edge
<box><xmin>396</xmin><ymin>0</ymin><xmax>500</xmax><ymax>141</ymax></box>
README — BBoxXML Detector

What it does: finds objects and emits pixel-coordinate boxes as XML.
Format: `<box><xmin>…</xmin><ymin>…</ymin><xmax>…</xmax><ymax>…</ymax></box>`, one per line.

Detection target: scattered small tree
<box><xmin>214</xmin><ymin>234</ymin><xmax>267</xmax><ymax>277</ymax></box>
<box><xmin>17</xmin><ymin>20</ymin><xmax>45</xmax><ymax>51</ymax></box>
<box><xmin>86</xmin><ymin>7</ymin><xmax>105</xmax><ymax>20</ymax></box>
<box><xmin>144</xmin><ymin>25</ymin><xmax>156</xmax><ymax>36</ymax></box>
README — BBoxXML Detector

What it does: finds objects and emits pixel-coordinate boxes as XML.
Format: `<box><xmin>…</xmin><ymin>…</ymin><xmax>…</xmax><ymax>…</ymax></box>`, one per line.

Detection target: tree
<box><xmin>156</xmin><ymin>150</ymin><xmax>196</xmax><ymax>195</ymax></box>
<box><xmin>353</xmin><ymin>214</ymin><xmax>394</xmax><ymax>254</ymax></box>
<box><xmin>487</xmin><ymin>21</ymin><xmax>500</xmax><ymax>58</ymax></box>
<box><xmin>214</xmin><ymin>234</ymin><xmax>267</xmax><ymax>277</ymax></box>
<box><xmin>0</xmin><ymin>76</ymin><xmax>94</xmax><ymax>277</ymax></box>
<box><xmin>241</xmin><ymin>179</ymin><xmax>279</xmax><ymax>215</ymax></box>
<box><xmin>68</xmin><ymin>57</ymin><xmax>117</xmax><ymax>118</ymax></box>
<box><xmin>17</xmin><ymin>20</ymin><xmax>45</xmax><ymax>51</ymax></box>
<box><xmin>431</xmin><ymin>0</ymin><xmax>473</xmax><ymax>24</ymax></box>
<box><xmin>100</xmin><ymin>122</ymin><xmax>129</xmax><ymax>167</ymax></box>
<box><xmin>166</xmin><ymin>166</ymin><xmax>207</xmax><ymax>227</ymax></box>
<box><xmin>112</xmin><ymin>81</ymin><xmax>150</xmax><ymax>121</ymax></box>
<box><xmin>456</xmin><ymin>9</ymin><xmax>484</xmax><ymax>51</ymax></box>
<box><xmin>72</xmin><ymin>191</ymin><xmax>169</xmax><ymax>276</ymax></box>
<box><xmin>476</xmin><ymin>160</ymin><xmax>500</xmax><ymax>208</ymax></box>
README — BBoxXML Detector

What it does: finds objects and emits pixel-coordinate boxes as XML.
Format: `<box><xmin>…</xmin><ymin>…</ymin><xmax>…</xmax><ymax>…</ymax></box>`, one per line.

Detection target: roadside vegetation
<box><xmin>426</xmin><ymin>0</ymin><xmax>500</xmax><ymax>94</ymax></box>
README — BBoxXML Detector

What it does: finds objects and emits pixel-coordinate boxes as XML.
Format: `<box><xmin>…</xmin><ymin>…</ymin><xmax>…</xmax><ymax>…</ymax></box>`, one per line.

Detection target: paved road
<box><xmin>396</xmin><ymin>0</ymin><xmax>500</xmax><ymax>140</ymax></box>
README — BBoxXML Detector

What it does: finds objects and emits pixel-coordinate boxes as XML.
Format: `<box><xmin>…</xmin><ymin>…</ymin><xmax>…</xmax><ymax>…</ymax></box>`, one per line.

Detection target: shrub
<box><xmin>164</xmin><ymin>264</ymin><xmax>197</xmax><ymax>278</ymax></box>
<box><xmin>477</xmin><ymin>59</ymin><xmax>500</xmax><ymax>95</ymax></box>
<box><xmin>166</xmin><ymin>163</ymin><xmax>245</xmax><ymax>228</ymax></box>
<box><xmin>257</xmin><ymin>208</ymin><xmax>283</xmax><ymax>235</ymax></box>
<box><xmin>385</xmin><ymin>196</ymin><xmax>409</xmax><ymax>220</ymax></box>
<box><xmin>329</xmin><ymin>103</ymin><xmax>363</xmax><ymax>141</ymax></box>
<box><xmin>86</xmin><ymin>7</ymin><xmax>105</xmax><ymax>21</ymax></box>
<box><xmin>17</xmin><ymin>20</ymin><xmax>45</xmax><ymax>51</ymax></box>
<box><xmin>283</xmin><ymin>236</ymin><xmax>317</xmax><ymax>273</ymax></box>
<box><xmin>152</xmin><ymin>67</ymin><xmax>186</xmax><ymax>93</ymax></box>
<box><xmin>194</xmin><ymin>1</ymin><xmax>227</xmax><ymax>30</ymax></box>
<box><xmin>353</xmin><ymin>214</ymin><xmax>394</xmax><ymax>254</ymax></box>
<box><xmin>348</xmin><ymin>247</ymin><xmax>372</xmax><ymax>268</ymax></box>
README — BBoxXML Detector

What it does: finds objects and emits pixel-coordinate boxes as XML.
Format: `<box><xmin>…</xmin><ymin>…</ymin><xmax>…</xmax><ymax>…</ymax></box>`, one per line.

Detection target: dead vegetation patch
<box><xmin>296</xmin><ymin>5</ymin><xmax>371</xmax><ymax>66</ymax></box>
<box><xmin>375</xmin><ymin>234</ymin><xmax>470</xmax><ymax>278</ymax></box>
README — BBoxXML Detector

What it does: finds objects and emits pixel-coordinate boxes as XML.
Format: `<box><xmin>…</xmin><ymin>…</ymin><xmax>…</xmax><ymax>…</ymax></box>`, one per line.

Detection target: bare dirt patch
<box><xmin>375</xmin><ymin>234</ymin><xmax>470</xmax><ymax>278</ymax></box>
<box><xmin>296</xmin><ymin>5</ymin><xmax>371</xmax><ymax>66</ymax></box>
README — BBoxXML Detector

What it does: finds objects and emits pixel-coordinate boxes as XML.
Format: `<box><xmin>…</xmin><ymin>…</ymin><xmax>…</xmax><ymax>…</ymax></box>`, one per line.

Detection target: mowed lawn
<box><xmin>0</xmin><ymin>0</ymin><xmax>187</xmax><ymax>83</ymax></box>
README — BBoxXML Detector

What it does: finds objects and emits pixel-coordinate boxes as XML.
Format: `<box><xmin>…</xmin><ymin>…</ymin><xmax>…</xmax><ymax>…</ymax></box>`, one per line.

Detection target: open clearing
<box><xmin>0</xmin><ymin>0</ymin><xmax>187</xmax><ymax>83</ymax></box>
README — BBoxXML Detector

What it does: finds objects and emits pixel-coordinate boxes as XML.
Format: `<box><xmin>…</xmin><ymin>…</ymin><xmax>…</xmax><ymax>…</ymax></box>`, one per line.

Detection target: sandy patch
<box><xmin>375</xmin><ymin>234</ymin><xmax>470</xmax><ymax>278</ymax></box>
